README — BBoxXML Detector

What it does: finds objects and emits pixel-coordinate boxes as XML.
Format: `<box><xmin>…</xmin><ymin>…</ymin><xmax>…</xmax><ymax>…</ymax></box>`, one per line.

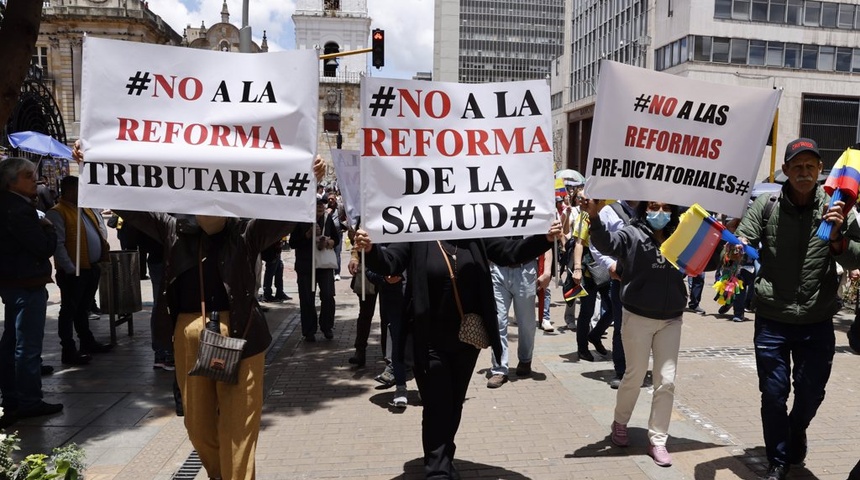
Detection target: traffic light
<box><xmin>372</xmin><ymin>29</ymin><xmax>384</xmax><ymax>69</ymax></box>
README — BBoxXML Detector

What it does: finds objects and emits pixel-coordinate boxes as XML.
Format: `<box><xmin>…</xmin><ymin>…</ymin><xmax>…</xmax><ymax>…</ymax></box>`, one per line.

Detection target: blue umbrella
<box><xmin>7</xmin><ymin>131</ymin><xmax>72</xmax><ymax>160</ymax></box>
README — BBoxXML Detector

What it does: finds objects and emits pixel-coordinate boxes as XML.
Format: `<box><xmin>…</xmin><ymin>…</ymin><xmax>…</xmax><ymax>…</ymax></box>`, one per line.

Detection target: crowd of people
<box><xmin>2</xmin><ymin>136</ymin><xmax>860</xmax><ymax>480</ymax></box>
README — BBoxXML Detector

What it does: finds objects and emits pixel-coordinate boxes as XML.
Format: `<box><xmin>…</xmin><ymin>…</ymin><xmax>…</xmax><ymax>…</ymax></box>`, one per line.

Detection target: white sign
<box><xmin>330</xmin><ymin>148</ymin><xmax>360</xmax><ymax>228</ymax></box>
<box><xmin>79</xmin><ymin>37</ymin><xmax>320</xmax><ymax>222</ymax></box>
<box><xmin>360</xmin><ymin>77</ymin><xmax>554</xmax><ymax>242</ymax></box>
<box><xmin>585</xmin><ymin>61</ymin><xmax>781</xmax><ymax>217</ymax></box>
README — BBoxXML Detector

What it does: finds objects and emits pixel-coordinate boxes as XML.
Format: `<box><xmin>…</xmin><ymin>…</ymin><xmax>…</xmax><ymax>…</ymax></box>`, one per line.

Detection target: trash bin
<box><xmin>99</xmin><ymin>250</ymin><xmax>143</xmax><ymax>314</ymax></box>
<box><xmin>99</xmin><ymin>250</ymin><xmax>141</xmax><ymax>343</ymax></box>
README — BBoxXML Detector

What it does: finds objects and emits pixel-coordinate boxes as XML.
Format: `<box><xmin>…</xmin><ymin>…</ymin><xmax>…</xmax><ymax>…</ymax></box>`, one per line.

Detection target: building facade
<box><xmin>553</xmin><ymin>0</ymin><xmax>860</xmax><ymax>180</ymax></box>
<box><xmin>32</xmin><ymin>0</ymin><xmax>181</xmax><ymax>141</ymax></box>
<box><xmin>293</xmin><ymin>0</ymin><xmax>371</xmax><ymax>177</ymax></box>
<box><xmin>433</xmin><ymin>0</ymin><xmax>565</xmax><ymax>83</ymax></box>
<box><xmin>183</xmin><ymin>1</ymin><xmax>267</xmax><ymax>53</ymax></box>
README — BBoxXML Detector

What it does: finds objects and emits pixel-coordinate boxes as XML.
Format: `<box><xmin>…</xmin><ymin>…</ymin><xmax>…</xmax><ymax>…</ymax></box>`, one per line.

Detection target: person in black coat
<box><xmin>353</xmin><ymin>222</ymin><xmax>562</xmax><ymax>480</ymax></box>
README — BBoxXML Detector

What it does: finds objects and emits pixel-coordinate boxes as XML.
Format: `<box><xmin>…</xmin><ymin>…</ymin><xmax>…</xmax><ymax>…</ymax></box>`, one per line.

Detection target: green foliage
<box><xmin>0</xmin><ymin>432</ymin><xmax>85</xmax><ymax>480</ymax></box>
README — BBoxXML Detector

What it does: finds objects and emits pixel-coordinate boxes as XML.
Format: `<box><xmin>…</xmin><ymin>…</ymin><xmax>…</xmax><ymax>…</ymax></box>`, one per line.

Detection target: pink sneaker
<box><xmin>610</xmin><ymin>421</ymin><xmax>629</xmax><ymax>447</ymax></box>
<box><xmin>648</xmin><ymin>445</ymin><xmax>672</xmax><ymax>467</ymax></box>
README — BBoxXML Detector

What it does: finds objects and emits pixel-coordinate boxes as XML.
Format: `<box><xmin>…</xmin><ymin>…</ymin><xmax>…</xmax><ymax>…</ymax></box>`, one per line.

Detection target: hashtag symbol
<box><xmin>509</xmin><ymin>200</ymin><xmax>536</xmax><ymax>228</ymax></box>
<box><xmin>735</xmin><ymin>180</ymin><xmax>750</xmax><ymax>196</ymax></box>
<box><xmin>368</xmin><ymin>86</ymin><xmax>396</xmax><ymax>117</ymax></box>
<box><xmin>633</xmin><ymin>94</ymin><xmax>651</xmax><ymax>112</ymax></box>
<box><xmin>285</xmin><ymin>173</ymin><xmax>311</xmax><ymax>197</ymax></box>
<box><xmin>126</xmin><ymin>71</ymin><xmax>152</xmax><ymax>96</ymax></box>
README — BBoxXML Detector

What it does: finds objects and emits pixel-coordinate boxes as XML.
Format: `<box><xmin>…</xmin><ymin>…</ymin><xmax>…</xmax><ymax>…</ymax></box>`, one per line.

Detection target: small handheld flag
<box><xmin>661</xmin><ymin>204</ymin><xmax>758</xmax><ymax>277</ymax></box>
<box><xmin>816</xmin><ymin>147</ymin><xmax>860</xmax><ymax>241</ymax></box>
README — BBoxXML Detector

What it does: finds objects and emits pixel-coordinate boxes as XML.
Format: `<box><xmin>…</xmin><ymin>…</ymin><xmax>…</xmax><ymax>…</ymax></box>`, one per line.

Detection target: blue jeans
<box><xmin>754</xmin><ymin>316</ymin><xmax>835</xmax><ymax>467</ymax></box>
<box><xmin>542</xmin><ymin>287</ymin><xmax>551</xmax><ymax>323</ymax></box>
<box><xmin>490</xmin><ymin>262</ymin><xmax>537</xmax><ymax>375</ymax></box>
<box><xmin>0</xmin><ymin>286</ymin><xmax>48</xmax><ymax>409</ymax></box>
<box><xmin>688</xmin><ymin>273</ymin><xmax>705</xmax><ymax>308</ymax></box>
<box><xmin>732</xmin><ymin>269</ymin><xmax>754</xmax><ymax>318</ymax></box>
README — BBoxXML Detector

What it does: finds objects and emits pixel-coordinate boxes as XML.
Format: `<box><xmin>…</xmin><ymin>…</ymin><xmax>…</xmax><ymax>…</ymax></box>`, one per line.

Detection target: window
<box><xmin>800</xmin><ymin>95</ymin><xmax>860</xmax><ymax>168</ymax></box>
<box><xmin>804</xmin><ymin>1</ymin><xmax>821</xmax><ymax>26</ymax></box>
<box><xmin>694</xmin><ymin>35</ymin><xmax>712</xmax><ymax>61</ymax></box>
<box><xmin>30</xmin><ymin>46</ymin><xmax>48</xmax><ymax>76</ymax></box>
<box><xmin>766</xmin><ymin>41</ymin><xmax>784</xmax><ymax>66</ymax></box>
<box><xmin>784</xmin><ymin>43</ymin><xmax>801</xmax><ymax>67</ymax></box>
<box><xmin>818</xmin><ymin>46</ymin><xmax>835</xmax><ymax>70</ymax></box>
<box><xmin>770</xmin><ymin>0</ymin><xmax>787</xmax><ymax>22</ymax></box>
<box><xmin>837</xmin><ymin>4</ymin><xmax>854</xmax><ymax>28</ymax></box>
<box><xmin>715</xmin><ymin>0</ymin><xmax>732</xmax><ymax>18</ymax></box>
<box><xmin>787</xmin><ymin>0</ymin><xmax>804</xmax><ymax>24</ymax></box>
<box><xmin>802</xmin><ymin>44</ymin><xmax>818</xmax><ymax>69</ymax></box>
<box><xmin>821</xmin><ymin>2</ymin><xmax>838</xmax><ymax>27</ymax></box>
<box><xmin>731</xmin><ymin>38</ymin><xmax>749</xmax><ymax>63</ymax></box>
<box><xmin>733</xmin><ymin>0</ymin><xmax>751</xmax><ymax>20</ymax></box>
<box><xmin>752</xmin><ymin>0</ymin><xmax>768</xmax><ymax>21</ymax></box>
<box><xmin>713</xmin><ymin>37</ymin><xmax>730</xmax><ymax>62</ymax></box>
<box><xmin>750</xmin><ymin>39</ymin><xmax>767</xmax><ymax>65</ymax></box>
<box><xmin>853</xmin><ymin>48</ymin><xmax>860</xmax><ymax>72</ymax></box>
<box><xmin>836</xmin><ymin>47</ymin><xmax>853</xmax><ymax>71</ymax></box>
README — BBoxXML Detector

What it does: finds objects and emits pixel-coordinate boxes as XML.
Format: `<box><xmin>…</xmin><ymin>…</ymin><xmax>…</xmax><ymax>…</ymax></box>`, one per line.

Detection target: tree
<box><xmin>0</xmin><ymin>0</ymin><xmax>43</xmax><ymax>128</ymax></box>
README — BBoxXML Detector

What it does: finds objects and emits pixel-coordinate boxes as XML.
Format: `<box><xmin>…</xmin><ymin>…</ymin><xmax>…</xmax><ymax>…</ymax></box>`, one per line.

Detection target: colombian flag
<box><xmin>817</xmin><ymin>147</ymin><xmax>860</xmax><ymax>241</ymax></box>
<box><xmin>661</xmin><ymin>204</ymin><xmax>758</xmax><ymax>276</ymax></box>
<box><xmin>555</xmin><ymin>178</ymin><xmax>567</xmax><ymax>199</ymax></box>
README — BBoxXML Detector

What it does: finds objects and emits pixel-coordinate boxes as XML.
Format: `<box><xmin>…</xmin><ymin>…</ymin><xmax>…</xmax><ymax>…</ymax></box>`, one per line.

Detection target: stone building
<box><xmin>32</xmin><ymin>0</ymin><xmax>181</xmax><ymax>141</ymax></box>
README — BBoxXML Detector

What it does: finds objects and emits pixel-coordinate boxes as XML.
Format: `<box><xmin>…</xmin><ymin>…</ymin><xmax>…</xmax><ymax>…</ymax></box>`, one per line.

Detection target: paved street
<box><xmin>6</xmin><ymin>230</ymin><xmax>860</xmax><ymax>479</ymax></box>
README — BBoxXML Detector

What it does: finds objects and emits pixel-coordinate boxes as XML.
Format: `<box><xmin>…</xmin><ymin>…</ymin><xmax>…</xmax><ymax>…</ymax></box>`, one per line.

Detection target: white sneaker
<box><xmin>392</xmin><ymin>386</ymin><xmax>407</xmax><ymax>408</ymax></box>
<box><xmin>334</xmin><ymin>274</ymin><xmax>341</xmax><ymax>281</ymax></box>
<box><xmin>540</xmin><ymin>319</ymin><xmax>554</xmax><ymax>332</ymax></box>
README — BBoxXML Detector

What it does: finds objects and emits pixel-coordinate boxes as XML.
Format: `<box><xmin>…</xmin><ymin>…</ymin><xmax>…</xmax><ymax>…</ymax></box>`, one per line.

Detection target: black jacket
<box><xmin>364</xmin><ymin>236</ymin><xmax>552</xmax><ymax>366</ymax></box>
<box><xmin>289</xmin><ymin>213</ymin><xmax>341</xmax><ymax>274</ymax></box>
<box><xmin>0</xmin><ymin>191</ymin><xmax>56</xmax><ymax>288</ymax></box>
<box><xmin>118</xmin><ymin>211</ymin><xmax>293</xmax><ymax>358</ymax></box>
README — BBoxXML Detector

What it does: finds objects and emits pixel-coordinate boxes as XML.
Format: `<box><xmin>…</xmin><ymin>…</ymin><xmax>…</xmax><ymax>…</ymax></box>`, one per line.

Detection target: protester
<box><xmin>592</xmin><ymin>199</ymin><xmax>636</xmax><ymax>388</ymax></box>
<box><xmin>35</xmin><ymin>175</ymin><xmax>56</xmax><ymax>212</ymax></box>
<box><xmin>486</xmin><ymin>237</ymin><xmax>540</xmax><ymax>389</ymax></box>
<box><xmin>353</xmin><ymin>221</ymin><xmax>563</xmax><ymax>479</ymax></box>
<box><xmin>735</xmin><ymin>138</ymin><xmax>860</xmax><ymax>480</ymax></box>
<box><xmin>585</xmin><ymin>198</ymin><xmax>685</xmax><ymax>468</ymax></box>
<box><xmin>290</xmin><ymin>195</ymin><xmax>340</xmax><ymax>342</ymax></box>
<box><xmin>74</xmin><ymin>142</ymin><xmax>325</xmax><ymax>480</ymax></box>
<box><xmin>261</xmin><ymin>238</ymin><xmax>290</xmax><ymax>302</ymax></box>
<box><xmin>46</xmin><ymin>176</ymin><xmax>114</xmax><ymax>365</ymax></box>
<box><xmin>0</xmin><ymin>157</ymin><xmax>62</xmax><ymax>427</ymax></box>
<box><xmin>569</xmin><ymin>193</ymin><xmax>612</xmax><ymax>362</ymax></box>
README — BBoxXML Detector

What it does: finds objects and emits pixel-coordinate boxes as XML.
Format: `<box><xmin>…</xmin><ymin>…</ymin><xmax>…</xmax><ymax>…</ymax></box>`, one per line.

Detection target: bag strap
<box><xmin>437</xmin><ymin>241</ymin><xmax>465</xmax><ymax>319</ymax></box>
<box><xmin>197</xmin><ymin>235</ymin><xmax>253</xmax><ymax>339</ymax></box>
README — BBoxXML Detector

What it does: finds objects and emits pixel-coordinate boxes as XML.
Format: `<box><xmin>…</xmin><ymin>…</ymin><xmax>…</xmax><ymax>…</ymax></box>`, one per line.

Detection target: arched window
<box><xmin>219</xmin><ymin>41</ymin><xmax>230</xmax><ymax>52</ymax></box>
<box><xmin>323</xmin><ymin>41</ymin><xmax>340</xmax><ymax>77</ymax></box>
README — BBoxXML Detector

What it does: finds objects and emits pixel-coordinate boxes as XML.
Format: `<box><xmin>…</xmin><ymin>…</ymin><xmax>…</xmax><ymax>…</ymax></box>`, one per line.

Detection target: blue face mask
<box><xmin>646</xmin><ymin>210</ymin><xmax>671</xmax><ymax>230</ymax></box>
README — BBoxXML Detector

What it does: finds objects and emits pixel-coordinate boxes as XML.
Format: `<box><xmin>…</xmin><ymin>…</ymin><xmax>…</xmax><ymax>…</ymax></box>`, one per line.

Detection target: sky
<box><xmin>148</xmin><ymin>0</ymin><xmax>434</xmax><ymax>79</ymax></box>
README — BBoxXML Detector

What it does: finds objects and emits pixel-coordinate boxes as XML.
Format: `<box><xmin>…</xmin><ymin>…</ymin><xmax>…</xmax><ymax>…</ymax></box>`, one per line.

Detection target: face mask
<box><xmin>646</xmin><ymin>210</ymin><xmax>671</xmax><ymax>230</ymax></box>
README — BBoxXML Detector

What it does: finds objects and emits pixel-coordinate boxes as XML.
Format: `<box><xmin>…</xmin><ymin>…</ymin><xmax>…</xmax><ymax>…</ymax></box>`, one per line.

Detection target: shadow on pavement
<box><xmin>393</xmin><ymin>457</ymin><xmax>533</xmax><ymax>480</ymax></box>
<box><xmin>567</xmin><ymin>429</ymin><xmax>725</xmax><ymax>459</ymax></box>
<box><xmin>692</xmin><ymin>454</ymin><xmax>762</xmax><ymax>480</ymax></box>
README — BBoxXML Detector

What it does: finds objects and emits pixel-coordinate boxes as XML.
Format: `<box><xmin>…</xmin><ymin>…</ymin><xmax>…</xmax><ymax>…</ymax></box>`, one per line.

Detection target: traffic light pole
<box><xmin>319</xmin><ymin>47</ymin><xmax>372</xmax><ymax>60</ymax></box>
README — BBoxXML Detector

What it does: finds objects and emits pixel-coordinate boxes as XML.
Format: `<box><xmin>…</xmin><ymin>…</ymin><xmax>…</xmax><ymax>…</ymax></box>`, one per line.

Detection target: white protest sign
<box><xmin>584</xmin><ymin>61</ymin><xmax>781</xmax><ymax>217</ymax></box>
<box><xmin>79</xmin><ymin>37</ymin><xmax>319</xmax><ymax>222</ymax></box>
<box><xmin>330</xmin><ymin>148</ymin><xmax>360</xmax><ymax>228</ymax></box>
<box><xmin>360</xmin><ymin>77</ymin><xmax>554</xmax><ymax>243</ymax></box>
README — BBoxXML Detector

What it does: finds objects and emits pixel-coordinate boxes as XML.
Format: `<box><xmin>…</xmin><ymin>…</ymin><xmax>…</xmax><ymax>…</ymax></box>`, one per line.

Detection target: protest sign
<box><xmin>79</xmin><ymin>37</ymin><xmax>319</xmax><ymax>222</ymax></box>
<box><xmin>360</xmin><ymin>77</ymin><xmax>554</xmax><ymax>243</ymax></box>
<box><xmin>330</xmin><ymin>148</ymin><xmax>360</xmax><ymax>228</ymax></box>
<box><xmin>585</xmin><ymin>61</ymin><xmax>781</xmax><ymax>217</ymax></box>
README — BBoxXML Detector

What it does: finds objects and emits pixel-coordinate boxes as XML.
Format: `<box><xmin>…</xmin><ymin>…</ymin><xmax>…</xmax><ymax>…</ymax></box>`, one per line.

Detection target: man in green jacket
<box><xmin>736</xmin><ymin>138</ymin><xmax>860</xmax><ymax>480</ymax></box>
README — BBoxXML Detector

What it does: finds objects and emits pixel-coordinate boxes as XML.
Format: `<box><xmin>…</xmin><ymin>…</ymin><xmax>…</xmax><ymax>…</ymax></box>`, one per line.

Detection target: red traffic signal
<box><xmin>372</xmin><ymin>29</ymin><xmax>384</xmax><ymax>69</ymax></box>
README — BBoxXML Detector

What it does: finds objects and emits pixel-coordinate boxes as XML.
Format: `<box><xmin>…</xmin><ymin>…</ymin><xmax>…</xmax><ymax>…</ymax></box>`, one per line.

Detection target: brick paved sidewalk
<box><xmin>6</xmin><ymin>236</ymin><xmax>860</xmax><ymax>479</ymax></box>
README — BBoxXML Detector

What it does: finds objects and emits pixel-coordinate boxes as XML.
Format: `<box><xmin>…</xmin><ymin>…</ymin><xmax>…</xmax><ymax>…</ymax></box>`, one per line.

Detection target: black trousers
<box><xmin>414</xmin><ymin>341</ymin><xmax>480</xmax><ymax>479</ymax></box>
<box><xmin>56</xmin><ymin>267</ymin><xmax>101</xmax><ymax>351</ymax></box>
<box><xmin>296</xmin><ymin>269</ymin><xmax>335</xmax><ymax>337</ymax></box>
